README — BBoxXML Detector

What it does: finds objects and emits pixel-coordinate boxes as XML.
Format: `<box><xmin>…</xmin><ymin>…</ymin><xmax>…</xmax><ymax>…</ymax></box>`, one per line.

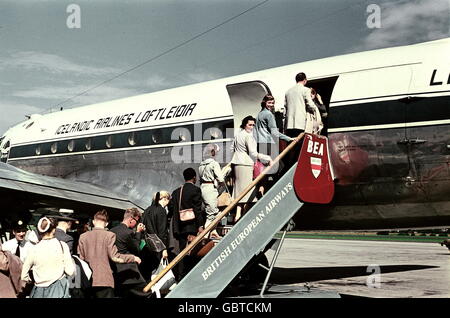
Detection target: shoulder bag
<box><xmin>144</xmin><ymin>233</ymin><xmax>166</xmax><ymax>253</ymax></box>
<box><xmin>217</xmin><ymin>184</ymin><xmax>232</xmax><ymax>207</ymax></box>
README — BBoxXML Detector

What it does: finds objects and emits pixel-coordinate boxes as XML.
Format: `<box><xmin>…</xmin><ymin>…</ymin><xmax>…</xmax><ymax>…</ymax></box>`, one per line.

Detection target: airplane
<box><xmin>0</xmin><ymin>37</ymin><xmax>449</xmax><ymax>233</ymax></box>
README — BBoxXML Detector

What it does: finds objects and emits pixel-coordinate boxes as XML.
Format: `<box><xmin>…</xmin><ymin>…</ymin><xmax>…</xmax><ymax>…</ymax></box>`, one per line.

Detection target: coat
<box><xmin>255</xmin><ymin>108</ymin><xmax>291</xmax><ymax>144</ymax></box>
<box><xmin>230</xmin><ymin>129</ymin><xmax>271</xmax><ymax>166</ymax></box>
<box><xmin>170</xmin><ymin>182</ymin><xmax>204</xmax><ymax>237</ymax></box>
<box><xmin>143</xmin><ymin>204</ymin><xmax>169</xmax><ymax>248</ymax></box>
<box><xmin>55</xmin><ymin>228</ymin><xmax>74</xmax><ymax>254</ymax></box>
<box><xmin>77</xmin><ymin>228</ymin><xmax>135</xmax><ymax>288</ymax></box>
<box><xmin>284</xmin><ymin>83</ymin><xmax>316</xmax><ymax>131</ymax></box>
<box><xmin>0</xmin><ymin>247</ymin><xmax>24</xmax><ymax>298</ymax></box>
<box><xmin>110</xmin><ymin>224</ymin><xmax>145</xmax><ymax>285</ymax></box>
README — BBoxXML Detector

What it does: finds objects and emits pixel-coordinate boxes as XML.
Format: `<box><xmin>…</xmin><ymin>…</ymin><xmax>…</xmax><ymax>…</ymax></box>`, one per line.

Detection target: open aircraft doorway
<box><xmin>226</xmin><ymin>80</ymin><xmax>271</xmax><ymax>128</ymax></box>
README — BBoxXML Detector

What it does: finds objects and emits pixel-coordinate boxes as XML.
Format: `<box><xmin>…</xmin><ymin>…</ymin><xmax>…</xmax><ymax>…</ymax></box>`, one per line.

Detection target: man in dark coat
<box><xmin>54</xmin><ymin>214</ymin><xmax>76</xmax><ymax>254</ymax></box>
<box><xmin>110</xmin><ymin>207</ymin><xmax>149</xmax><ymax>297</ymax></box>
<box><xmin>170</xmin><ymin>168</ymin><xmax>204</xmax><ymax>279</ymax></box>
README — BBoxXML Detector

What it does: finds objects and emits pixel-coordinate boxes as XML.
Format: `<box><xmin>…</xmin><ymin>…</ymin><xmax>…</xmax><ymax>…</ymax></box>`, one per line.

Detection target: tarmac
<box><xmin>265</xmin><ymin>238</ymin><xmax>450</xmax><ymax>298</ymax></box>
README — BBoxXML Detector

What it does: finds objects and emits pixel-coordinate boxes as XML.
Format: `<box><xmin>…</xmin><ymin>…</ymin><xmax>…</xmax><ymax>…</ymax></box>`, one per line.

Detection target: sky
<box><xmin>0</xmin><ymin>0</ymin><xmax>448</xmax><ymax>134</ymax></box>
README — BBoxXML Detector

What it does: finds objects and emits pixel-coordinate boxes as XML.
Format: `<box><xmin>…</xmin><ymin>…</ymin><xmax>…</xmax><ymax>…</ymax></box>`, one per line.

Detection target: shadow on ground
<box><xmin>269</xmin><ymin>265</ymin><xmax>438</xmax><ymax>284</ymax></box>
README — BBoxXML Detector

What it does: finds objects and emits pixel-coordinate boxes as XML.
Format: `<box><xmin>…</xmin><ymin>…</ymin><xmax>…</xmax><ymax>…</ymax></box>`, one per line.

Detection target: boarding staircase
<box><xmin>144</xmin><ymin>133</ymin><xmax>334</xmax><ymax>298</ymax></box>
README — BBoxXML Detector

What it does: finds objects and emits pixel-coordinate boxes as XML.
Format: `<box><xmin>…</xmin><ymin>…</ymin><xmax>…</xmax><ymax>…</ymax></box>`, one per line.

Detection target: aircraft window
<box><xmin>151</xmin><ymin>130</ymin><xmax>162</xmax><ymax>144</ymax></box>
<box><xmin>171</xmin><ymin>127</ymin><xmax>190</xmax><ymax>143</ymax></box>
<box><xmin>35</xmin><ymin>145</ymin><xmax>41</xmax><ymax>156</ymax></box>
<box><xmin>51</xmin><ymin>142</ymin><xmax>58</xmax><ymax>154</ymax></box>
<box><xmin>106</xmin><ymin>136</ymin><xmax>113</xmax><ymax>148</ymax></box>
<box><xmin>205</xmin><ymin>127</ymin><xmax>222</xmax><ymax>140</ymax></box>
<box><xmin>85</xmin><ymin>138</ymin><xmax>92</xmax><ymax>151</ymax></box>
<box><xmin>128</xmin><ymin>132</ymin><xmax>137</xmax><ymax>146</ymax></box>
<box><xmin>67</xmin><ymin>140</ymin><xmax>75</xmax><ymax>152</ymax></box>
<box><xmin>25</xmin><ymin>122</ymin><xmax>34</xmax><ymax>129</ymax></box>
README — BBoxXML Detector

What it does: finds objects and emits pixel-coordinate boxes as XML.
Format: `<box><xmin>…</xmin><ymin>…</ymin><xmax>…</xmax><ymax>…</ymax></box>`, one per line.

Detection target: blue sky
<box><xmin>0</xmin><ymin>0</ymin><xmax>448</xmax><ymax>134</ymax></box>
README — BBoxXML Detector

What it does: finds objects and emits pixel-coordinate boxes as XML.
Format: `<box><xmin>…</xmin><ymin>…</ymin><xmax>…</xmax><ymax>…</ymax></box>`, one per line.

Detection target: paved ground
<box><xmin>265</xmin><ymin>238</ymin><xmax>450</xmax><ymax>298</ymax></box>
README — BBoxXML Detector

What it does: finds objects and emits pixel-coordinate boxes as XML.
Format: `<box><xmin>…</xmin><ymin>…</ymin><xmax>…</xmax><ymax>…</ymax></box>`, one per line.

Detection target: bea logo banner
<box><xmin>294</xmin><ymin>134</ymin><xmax>334</xmax><ymax>204</ymax></box>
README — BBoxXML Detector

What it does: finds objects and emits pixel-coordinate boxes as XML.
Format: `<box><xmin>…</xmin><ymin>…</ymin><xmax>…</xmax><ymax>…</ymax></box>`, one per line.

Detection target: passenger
<box><xmin>0</xmin><ymin>242</ymin><xmax>25</xmax><ymax>298</ymax></box>
<box><xmin>77</xmin><ymin>210</ymin><xmax>140</xmax><ymax>298</ymax></box>
<box><xmin>110</xmin><ymin>208</ymin><xmax>148</xmax><ymax>298</ymax></box>
<box><xmin>54</xmin><ymin>215</ymin><xmax>76</xmax><ymax>254</ymax></box>
<box><xmin>141</xmin><ymin>191</ymin><xmax>171</xmax><ymax>279</ymax></box>
<box><xmin>231</xmin><ymin>116</ymin><xmax>273</xmax><ymax>222</ymax></box>
<box><xmin>255</xmin><ymin>94</ymin><xmax>295</xmax><ymax>196</ymax></box>
<box><xmin>170</xmin><ymin>167</ymin><xmax>204</xmax><ymax>280</ymax></box>
<box><xmin>199</xmin><ymin>144</ymin><xmax>225</xmax><ymax>239</ymax></box>
<box><xmin>310</xmin><ymin>88</ymin><xmax>327</xmax><ymax>120</ymax></box>
<box><xmin>21</xmin><ymin>217</ymin><xmax>75</xmax><ymax>298</ymax></box>
<box><xmin>2</xmin><ymin>220</ymin><xmax>33</xmax><ymax>263</ymax></box>
<box><xmin>284</xmin><ymin>72</ymin><xmax>316</xmax><ymax>166</ymax></box>
<box><xmin>304</xmin><ymin>87</ymin><xmax>323</xmax><ymax>135</ymax></box>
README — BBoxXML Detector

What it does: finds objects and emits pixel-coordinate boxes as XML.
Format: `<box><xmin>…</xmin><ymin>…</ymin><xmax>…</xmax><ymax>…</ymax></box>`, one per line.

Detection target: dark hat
<box><xmin>46</xmin><ymin>213</ymin><xmax>77</xmax><ymax>222</ymax></box>
<box><xmin>12</xmin><ymin>220</ymin><xmax>27</xmax><ymax>232</ymax></box>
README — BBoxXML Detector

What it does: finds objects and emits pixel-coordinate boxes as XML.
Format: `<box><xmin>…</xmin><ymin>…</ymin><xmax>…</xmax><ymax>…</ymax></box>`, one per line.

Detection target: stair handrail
<box><xmin>143</xmin><ymin>133</ymin><xmax>304</xmax><ymax>293</ymax></box>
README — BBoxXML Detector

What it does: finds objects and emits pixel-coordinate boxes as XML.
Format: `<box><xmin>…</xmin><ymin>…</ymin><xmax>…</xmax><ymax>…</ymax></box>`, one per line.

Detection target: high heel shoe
<box><xmin>209</xmin><ymin>232</ymin><xmax>223</xmax><ymax>240</ymax></box>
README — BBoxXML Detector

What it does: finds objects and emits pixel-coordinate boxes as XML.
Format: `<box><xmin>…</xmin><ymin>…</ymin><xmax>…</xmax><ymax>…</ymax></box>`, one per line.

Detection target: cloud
<box><xmin>0</xmin><ymin>51</ymin><xmax>120</xmax><ymax>76</ymax></box>
<box><xmin>12</xmin><ymin>84</ymin><xmax>142</xmax><ymax>109</ymax></box>
<box><xmin>142</xmin><ymin>70</ymin><xmax>218</xmax><ymax>92</ymax></box>
<box><xmin>355</xmin><ymin>0</ymin><xmax>449</xmax><ymax>51</ymax></box>
<box><xmin>0</xmin><ymin>101</ymin><xmax>42</xmax><ymax>133</ymax></box>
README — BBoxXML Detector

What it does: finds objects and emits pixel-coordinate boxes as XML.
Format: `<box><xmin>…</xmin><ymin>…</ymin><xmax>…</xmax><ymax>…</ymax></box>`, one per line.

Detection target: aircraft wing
<box><xmin>0</xmin><ymin>162</ymin><xmax>146</xmax><ymax>220</ymax></box>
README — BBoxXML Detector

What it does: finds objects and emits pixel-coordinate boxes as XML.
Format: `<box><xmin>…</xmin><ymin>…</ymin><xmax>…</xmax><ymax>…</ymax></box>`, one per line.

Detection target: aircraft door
<box><xmin>226</xmin><ymin>81</ymin><xmax>271</xmax><ymax>129</ymax></box>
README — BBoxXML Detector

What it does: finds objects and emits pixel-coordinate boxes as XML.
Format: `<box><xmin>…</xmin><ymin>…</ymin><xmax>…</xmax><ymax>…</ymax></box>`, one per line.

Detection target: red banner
<box><xmin>293</xmin><ymin>134</ymin><xmax>334</xmax><ymax>204</ymax></box>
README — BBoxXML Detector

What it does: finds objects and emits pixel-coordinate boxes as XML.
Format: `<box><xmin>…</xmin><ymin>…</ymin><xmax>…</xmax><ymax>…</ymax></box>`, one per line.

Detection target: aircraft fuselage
<box><xmin>1</xmin><ymin>38</ymin><xmax>449</xmax><ymax>230</ymax></box>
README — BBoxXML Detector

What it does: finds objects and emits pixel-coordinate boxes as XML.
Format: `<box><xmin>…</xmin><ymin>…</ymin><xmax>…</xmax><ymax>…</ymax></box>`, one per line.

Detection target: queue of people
<box><xmin>0</xmin><ymin>70</ymin><xmax>326</xmax><ymax>299</ymax></box>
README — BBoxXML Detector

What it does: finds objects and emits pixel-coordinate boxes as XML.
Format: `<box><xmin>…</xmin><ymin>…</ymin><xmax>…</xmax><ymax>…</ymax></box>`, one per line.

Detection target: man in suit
<box><xmin>77</xmin><ymin>209</ymin><xmax>140</xmax><ymax>298</ymax></box>
<box><xmin>284</xmin><ymin>72</ymin><xmax>316</xmax><ymax>136</ymax></box>
<box><xmin>284</xmin><ymin>72</ymin><xmax>316</xmax><ymax>167</ymax></box>
<box><xmin>54</xmin><ymin>215</ymin><xmax>76</xmax><ymax>254</ymax></box>
<box><xmin>170</xmin><ymin>167</ymin><xmax>204</xmax><ymax>280</ymax></box>
<box><xmin>110</xmin><ymin>207</ymin><xmax>149</xmax><ymax>297</ymax></box>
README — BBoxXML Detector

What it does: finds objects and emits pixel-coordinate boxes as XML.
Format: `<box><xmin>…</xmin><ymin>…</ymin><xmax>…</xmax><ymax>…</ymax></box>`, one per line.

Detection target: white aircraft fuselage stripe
<box><xmin>328</xmin><ymin>119</ymin><xmax>450</xmax><ymax>133</ymax></box>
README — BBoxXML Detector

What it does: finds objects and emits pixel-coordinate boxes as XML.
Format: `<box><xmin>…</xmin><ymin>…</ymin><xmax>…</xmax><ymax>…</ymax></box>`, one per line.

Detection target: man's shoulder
<box><xmin>80</xmin><ymin>228</ymin><xmax>113</xmax><ymax>239</ymax></box>
<box><xmin>172</xmin><ymin>187</ymin><xmax>181</xmax><ymax>196</ymax></box>
<box><xmin>184</xmin><ymin>182</ymin><xmax>201</xmax><ymax>193</ymax></box>
<box><xmin>109</xmin><ymin>224</ymin><xmax>122</xmax><ymax>234</ymax></box>
<box><xmin>286</xmin><ymin>84</ymin><xmax>298</xmax><ymax>94</ymax></box>
<box><xmin>56</xmin><ymin>228</ymin><xmax>72</xmax><ymax>239</ymax></box>
<box><xmin>2</xmin><ymin>239</ymin><xmax>16</xmax><ymax>249</ymax></box>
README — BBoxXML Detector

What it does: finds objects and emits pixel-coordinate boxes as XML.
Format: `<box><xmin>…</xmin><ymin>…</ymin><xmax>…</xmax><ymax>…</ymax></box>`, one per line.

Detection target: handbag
<box><xmin>253</xmin><ymin>160</ymin><xmax>265</xmax><ymax>179</ymax></box>
<box><xmin>217</xmin><ymin>184</ymin><xmax>232</xmax><ymax>207</ymax></box>
<box><xmin>179</xmin><ymin>185</ymin><xmax>195</xmax><ymax>221</ymax></box>
<box><xmin>151</xmin><ymin>259</ymin><xmax>177</xmax><ymax>298</ymax></box>
<box><xmin>186</xmin><ymin>235</ymin><xmax>215</xmax><ymax>258</ymax></box>
<box><xmin>144</xmin><ymin>233</ymin><xmax>166</xmax><ymax>253</ymax></box>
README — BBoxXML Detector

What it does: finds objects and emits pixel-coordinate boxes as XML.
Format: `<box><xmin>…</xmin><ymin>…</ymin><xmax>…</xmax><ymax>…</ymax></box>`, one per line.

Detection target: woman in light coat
<box><xmin>21</xmin><ymin>217</ymin><xmax>75</xmax><ymax>298</ymax></box>
<box><xmin>231</xmin><ymin>116</ymin><xmax>273</xmax><ymax>222</ymax></box>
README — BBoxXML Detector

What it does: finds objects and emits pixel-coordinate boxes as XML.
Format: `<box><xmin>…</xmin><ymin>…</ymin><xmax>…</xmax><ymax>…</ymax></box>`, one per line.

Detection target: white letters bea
<box><xmin>307</xmin><ymin>140</ymin><xmax>323</xmax><ymax>156</ymax></box>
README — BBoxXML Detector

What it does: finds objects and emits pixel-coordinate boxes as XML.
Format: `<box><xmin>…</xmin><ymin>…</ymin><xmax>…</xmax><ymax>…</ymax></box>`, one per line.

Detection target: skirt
<box><xmin>30</xmin><ymin>276</ymin><xmax>70</xmax><ymax>298</ymax></box>
<box><xmin>232</xmin><ymin>165</ymin><xmax>257</xmax><ymax>203</ymax></box>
